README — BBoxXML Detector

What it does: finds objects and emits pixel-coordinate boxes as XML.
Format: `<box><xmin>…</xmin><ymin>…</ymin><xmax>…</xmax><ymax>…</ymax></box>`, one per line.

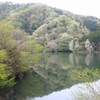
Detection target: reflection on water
<box><xmin>35</xmin><ymin>79</ymin><xmax>100</xmax><ymax>100</ymax></box>
<box><xmin>35</xmin><ymin>89</ymin><xmax>73</xmax><ymax>100</ymax></box>
<box><xmin>1</xmin><ymin>53</ymin><xmax>100</xmax><ymax>100</ymax></box>
<box><xmin>85</xmin><ymin>53</ymin><xmax>93</xmax><ymax>66</ymax></box>
<box><xmin>39</xmin><ymin>53</ymin><xmax>100</xmax><ymax>69</ymax></box>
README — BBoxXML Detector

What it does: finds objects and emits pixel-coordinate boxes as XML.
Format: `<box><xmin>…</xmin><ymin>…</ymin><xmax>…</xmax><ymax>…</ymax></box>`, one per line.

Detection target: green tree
<box><xmin>89</xmin><ymin>30</ymin><xmax>100</xmax><ymax>43</ymax></box>
<box><xmin>70</xmin><ymin>68</ymin><xmax>100</xmax><ymax>83</ymax></box>
<box><xmin>0</xmin><ymin>50</ymin><xmax>15</xmax><ymax>88</ymax></box>
<box><xmin>70</xmin><ymin>68</ymin><xmax>100</xmax><ymax>100</ymax></box>
<box><xmin>8</xmin><ymin>39</ymin><xmax>43</xmax><ymax>78</ymax></box>
<box><xmin>0</xmin><ymin>21</ymin><xmax>15</xmax><ymax>50</ymax></box>
<box><xmin>26</xmin><ymin>39</ymin><xmax>43</xmax><ymax>64</ymax></box>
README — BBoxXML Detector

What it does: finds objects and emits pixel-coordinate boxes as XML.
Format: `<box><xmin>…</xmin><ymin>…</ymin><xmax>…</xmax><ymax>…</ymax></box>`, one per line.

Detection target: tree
<box><xmin>0</xmin><ymin>21</ymin><xmax>15</xmax><ymax>50</ymax></box>
<box><xmin>0</xmin><ymin>50</ymin><xmax>15</xmax><ymax>88</ymax></box>
<box><xmin>89</xmin><ymin>30</ymin><xmax>100</xmax><ymax>43</ymax></box>
<box><xmin>13</xmin><ymin>29</ymin><xmax>27</xmax><ymax>41</ymax></box>
<box><xmin>70</xmin><ymin>68</ymin><xmax>100</xmax><ymax>100</ymax></box>
<box><xmin>0</xmin><ymin>21</ymin><xmax>43</xmax><ymax>88</ymax></box>
<box><xmin>70</xmin><ymin>68</ymin><xmax>100</xmax><ymax>83</ymax></box>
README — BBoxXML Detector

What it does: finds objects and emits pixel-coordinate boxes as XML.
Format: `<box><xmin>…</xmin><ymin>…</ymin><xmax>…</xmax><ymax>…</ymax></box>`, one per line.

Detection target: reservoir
<box><xmin>1</xmin><ymin>52</ymin><xmax>100</xmax><ymax>100</ymax></box>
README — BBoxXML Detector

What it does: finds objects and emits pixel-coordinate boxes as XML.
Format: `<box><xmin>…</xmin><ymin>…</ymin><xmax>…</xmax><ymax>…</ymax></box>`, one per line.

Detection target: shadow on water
<box><xmin>1</xmin><ymin>52</ymin><xmax>100</xmax><ymax>100</ymax></box>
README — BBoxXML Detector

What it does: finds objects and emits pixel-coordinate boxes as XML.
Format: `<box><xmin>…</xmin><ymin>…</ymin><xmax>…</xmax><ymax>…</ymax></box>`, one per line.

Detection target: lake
<box><xmin>0</xmin><ymin>52</ymin><xmax>100</xmax><ymax>100</ymax></box>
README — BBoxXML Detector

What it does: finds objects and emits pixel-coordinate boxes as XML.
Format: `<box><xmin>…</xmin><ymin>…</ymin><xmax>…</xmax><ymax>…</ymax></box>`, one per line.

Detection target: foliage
<box><xmin>1</xmin><ymin>2</ymin><xmax>100</xmax><ymax>89</ymax></box>
<box><xmin>72</xmin><ymin>83</ymin><xmax>100</xmax><ymax>100</ymax></box>
<box><xmin>0</xmin><ymin>50</ymin><xmax>15</xmax><ymax>88</ymax></box>
<box><xmin>13</xmin><ymin>29</ymin><xmax>28</xmax><ymax>40</ymax></box>
<box><xmin>70</xmin><ymin>67</ymin><xmax>100</xmax><ymax>100</ymax></box>
<box><xmin>57</xmin><ymin>43</ymin><xmax>69</xmax><ymax>52</ymax></box>
<box><xmin>70</xmin><ymin>68</ymin><xmax>100</xmax><ymax>83</ymax></box>
<box><xmin>0</xmin><ymin>2</ymin><xmax>21</xmax><ymax>20</ymax></box>
<box><xmin>13</xmin><ymin>73</ymin><xmax>44</xmax><ymax>99</ymax></box>
<box><xmin>47</xmin><ymin>41</ymin><xmax>57</xmax><ymax>52</ymax></box>
<box><xmin>28</xmin><ymin>39</ymin><xmax>43</xmax><ymax>52</ymax></box>
<box><xmin>27</xmin><ymin>39</ymin><xmax>43</xmax><ymax>64</ymax></box>
<box><xmin>57</xmin><ymin>33</ymin><xmax>72</xmax><ymax>51</ymax></box>
<box><xmin>8</xmin><ymin>49</ymin><xmax>22</xmax><ymax>75</ymax></box>
<box><xmin>10</xmin><ymin>39</ymin><xmax>43</xmax><ymax>74</ymax></box>
<box><xmin>0</xmin><ymin>21</ymin><xmax>15</xmax><ymax>50</ymax></box>
<box><xmin>16</xmin><ymin>39</ymin><xmax>43</xmax><ymax>72</ymax></box>
<box><xmin>9</xmin><ymin>4</ymin><xmax>52</xmax><ymax>34</ymax></box>
<box><xmin>81</xmin><ymin>30</ymin><xmax>100</xmax><ymax>44</ymax></box>
<box><xmin>2</xmin><ymin>2</ymin><xmax>100</xmax><ymax>52</ymax></box>
<box><xmin>0</xmin><ymin>21</ymin><xmax>43</xmax><ymax>88</ymax></box>
<box><xmin>89</xmin><ymin>30</ymin><xmax>100</xmax><ymax>43</ymax></box>
<box><xmin>80</xmin><ymin>30</ymin><xmax>100</xmax><ymax>51</ymax></box>
<box><xmin>80</xmin><ymin>16</ymin><xmax>100</xmax><ymax>31</ymax></box>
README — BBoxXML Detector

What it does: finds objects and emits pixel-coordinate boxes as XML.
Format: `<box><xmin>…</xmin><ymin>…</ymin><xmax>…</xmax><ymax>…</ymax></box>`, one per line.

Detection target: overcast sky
<box><xmin>0</xmin><ymin>0</ymin><xmax>100</xmax><ymax>18</ymax></box>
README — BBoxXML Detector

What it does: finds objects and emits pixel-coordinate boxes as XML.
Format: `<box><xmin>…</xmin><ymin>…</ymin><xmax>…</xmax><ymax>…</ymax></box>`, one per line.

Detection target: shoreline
<box><xmin>73</xmin><ymin>50</ymin><xmax>100</xmax><ymax>54</ymax></box>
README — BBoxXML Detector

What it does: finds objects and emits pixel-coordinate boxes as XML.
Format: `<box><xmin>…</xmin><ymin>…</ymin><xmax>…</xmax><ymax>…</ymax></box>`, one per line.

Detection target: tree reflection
<box><xmin>85</xmin><ymin>53</ymin><xmax>93</xmax><ymax>66</ymax></box>
<box><xmin>69</xmin><ymin>53</ymin><xmax>74</xmax><ymax>66</ymax></box>
<box><xmin>1</xmin><ymin>53</ymin><xmax>100</xmax><ymax>100</ymax></box>
<box><xmin>70</xmin><ymin>67</ymin><xmax>100</xmax><ymax>100</ymax></box>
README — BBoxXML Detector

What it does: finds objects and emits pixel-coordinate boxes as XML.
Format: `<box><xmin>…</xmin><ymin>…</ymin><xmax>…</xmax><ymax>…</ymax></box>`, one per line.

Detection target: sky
<box><xmin>0</xmin><ymin>0</ymin><xmax>100</xmax><ymax>18</ymax></box>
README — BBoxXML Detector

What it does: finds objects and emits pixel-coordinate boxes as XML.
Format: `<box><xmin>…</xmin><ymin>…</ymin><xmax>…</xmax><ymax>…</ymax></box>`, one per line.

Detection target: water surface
<box><xmin>1</xmin><ymin>53</ymin><xmax>100</xmax><ymax>100</ymax></box>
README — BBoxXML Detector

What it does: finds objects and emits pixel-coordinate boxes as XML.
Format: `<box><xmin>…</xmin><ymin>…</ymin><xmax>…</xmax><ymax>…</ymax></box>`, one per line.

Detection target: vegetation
<box><xmin>80</xmin><ymin>30</ymin><xmax>100</xmax><ymax>51</ymax></box>
<box><xmin>70</xmin><ymin>68</ymin><xmax>100</xmax><ymax>83</ymax></box>
<box><xmin>0</xmin><ymin>1</ymin><xmax>100</xmax><ymax>89</ymax></box>
<box><xmin>0</xmin><ymin>21</ymin><xmax>43</xmax><ymax>88</ymax></box>
<box><xmin>0</xmin><ymin>2</ymin><xmax>100</xmax><ymax>52</ymax></box>
<box><xmin>70</xmin><ymin>68</ymin><xmax>100</xmax><ymax>100</ymax></box>
<box><xmin>0</xmin><ymin>53</ymin><xmax>100</xmax><ymax>99</ymax></box>
<box><xmin>80</xmin><ymin>16</ymin><xmax>100</xmax><ymax>32</ymax></box>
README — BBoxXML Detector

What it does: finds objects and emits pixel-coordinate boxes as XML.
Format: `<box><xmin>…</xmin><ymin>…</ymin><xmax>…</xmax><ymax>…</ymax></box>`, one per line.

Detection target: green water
<box><xmin>0</xmin><ymin>53</ymin><xmax>100</xmax><ymax>100</ymax></box>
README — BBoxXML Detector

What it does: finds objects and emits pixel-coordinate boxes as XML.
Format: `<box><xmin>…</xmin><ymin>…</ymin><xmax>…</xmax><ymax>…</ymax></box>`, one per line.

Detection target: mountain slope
<box><xmin>1</xmin><ymin>2</ymin><xmax>100</xmax><ymax>52</ymax></box>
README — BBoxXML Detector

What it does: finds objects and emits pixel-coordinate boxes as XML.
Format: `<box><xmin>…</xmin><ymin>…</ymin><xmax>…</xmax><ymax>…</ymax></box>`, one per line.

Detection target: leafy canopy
<box><xmin>0</xmin><ymin>21</ymin><xmax>15</xmax><ymax>50</ymax></box>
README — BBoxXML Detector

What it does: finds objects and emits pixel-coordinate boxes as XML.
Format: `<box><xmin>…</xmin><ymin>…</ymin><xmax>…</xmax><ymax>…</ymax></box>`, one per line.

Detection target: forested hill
<box><xmin>1</xmin><ymin>2</ymin><xmax>100</xmax><ymax>52</ymax></box>
<box><xmin>0</xmin><ymin>2</ymin><xmax>100</xmax><ymax>33</ymax></box>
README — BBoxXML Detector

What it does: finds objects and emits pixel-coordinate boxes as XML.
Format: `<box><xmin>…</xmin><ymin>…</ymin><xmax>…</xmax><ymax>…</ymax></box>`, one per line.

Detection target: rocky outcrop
<box><xmin>85</xmin><ymin>39</ymin><xmax>93</xmax><ymax>53</ymax></box>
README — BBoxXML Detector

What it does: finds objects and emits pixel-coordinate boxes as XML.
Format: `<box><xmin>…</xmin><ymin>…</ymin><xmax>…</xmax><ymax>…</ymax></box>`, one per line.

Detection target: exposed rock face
<box><xmin>69</xmin><ymin>39</ymin><xmax>94</xmax><ymax>53</ymax></box>
<box><xmin>69</xmin><ymin>39</ymin><xmax>79</xmax><ymax>51</ymax></box>
<box><xmin>69</xmin><ymin>40</ymin><xmax>74</xmax><ymax>51</ymax></box>
<box><xmin>85</xmin><ymin>39</ymin><xmax>93</xmax><ymax>53</ymax></box>
<box><xmin>75</xmin><ymin>40</ymin><xmax>79</xmax><ymax>49</ymax></box>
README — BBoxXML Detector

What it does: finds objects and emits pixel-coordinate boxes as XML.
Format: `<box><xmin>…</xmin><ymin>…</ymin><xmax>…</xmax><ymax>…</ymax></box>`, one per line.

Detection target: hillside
<box><xmin>1</xmin><ymin>2</ymin><xmax>100</xmax><ymax>52</ymax></box>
